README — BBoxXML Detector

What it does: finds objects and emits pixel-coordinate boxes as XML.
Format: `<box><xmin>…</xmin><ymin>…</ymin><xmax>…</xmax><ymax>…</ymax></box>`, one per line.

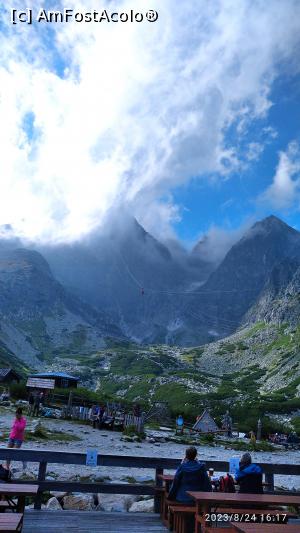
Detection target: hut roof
<box><xmin>193</xmin><ymin>409</ymin><xmax>219</xmax><ymax>432</ymax></box>
<box><xmin>30</xmin><ymin>372</ymin><xmax>79</xmax><ymax>381</ymax></box>
<box><xmin>0</xmin><ymin>368</ymin><xmax>20</xmax><ymax>381</ymax></box>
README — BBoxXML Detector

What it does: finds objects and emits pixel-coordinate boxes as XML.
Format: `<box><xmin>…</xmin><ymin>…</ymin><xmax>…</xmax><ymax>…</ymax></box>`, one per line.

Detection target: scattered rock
<box><xmin>50</xmin><ymin>491</ymin><xmax>68</xmax><ymax>500</ymax></box>
<box><xmin>129</xmin><ymin>499</ymin><xmax>154</xmax><ymax>513</ymax></box>
<box><xmin>96</xmin><ymin>494</ymin><xmax>138</xmax><ymax>512</ymax></box>
<box><xmin>46</xmin><ymin>497</ymin><xmax>62</xmax><ymax>510</ymax></box>
<box><xmin>63</xmin><ymin>494</ymin><xmax>95</xmax><ymax>511</ymax></box>
<box><xmin>134</xmin><ymin>475</ymin><xmax>154</xmax><ymax>483</ymax></box>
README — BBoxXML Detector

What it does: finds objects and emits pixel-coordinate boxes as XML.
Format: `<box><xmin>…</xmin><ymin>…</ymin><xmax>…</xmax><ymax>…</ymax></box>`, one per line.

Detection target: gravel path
<box><xmin>0</xmin><ymin>413</ymin><xmax>299</xmax><ymax>490</ymax></box>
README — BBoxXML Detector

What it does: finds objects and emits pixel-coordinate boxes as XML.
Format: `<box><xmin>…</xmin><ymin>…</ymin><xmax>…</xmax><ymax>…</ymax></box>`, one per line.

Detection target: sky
<box><xmin>0</xmin><ymin>0</ymin><xmax>300</xmax><ymax>245</ymax></box>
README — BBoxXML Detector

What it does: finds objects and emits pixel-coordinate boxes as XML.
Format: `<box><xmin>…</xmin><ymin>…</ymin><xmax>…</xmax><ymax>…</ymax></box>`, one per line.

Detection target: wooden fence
<box><xmin>0</xmin><ymin>448</ymin><xmax>299</xmax><ymax>513</ymax></box>
<box><xmin>123</xmin><ymin>414</ymin><xmax>145</xmax><ymax>433</ymax></box>
<box><xmin>61</xmin><ymin>406</ymin><xmax>90</xmax><ymax>420</ymax></box>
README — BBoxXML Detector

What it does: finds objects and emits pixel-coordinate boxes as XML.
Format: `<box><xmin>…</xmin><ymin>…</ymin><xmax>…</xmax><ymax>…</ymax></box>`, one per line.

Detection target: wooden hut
<box><xmin>28</xmin><ymin>372</ymin><xmax>79</xmax><ymax>389</ymax></box>
<box><xmin>0</xmin><ymin>368</ymin><xmax>21</xmax><ymax>384</ymax></box>
<box><xmin>193</xmin><ymin>409</ymin><xmax>219</xmax><ymax>433</ymax></box>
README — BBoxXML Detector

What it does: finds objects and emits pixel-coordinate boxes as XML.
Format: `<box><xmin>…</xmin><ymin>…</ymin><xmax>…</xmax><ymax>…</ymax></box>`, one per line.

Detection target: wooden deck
<box><xmin>22</xmin><ymin>510</ymin><xmax>168</xmax><ymax>532</ymax></box>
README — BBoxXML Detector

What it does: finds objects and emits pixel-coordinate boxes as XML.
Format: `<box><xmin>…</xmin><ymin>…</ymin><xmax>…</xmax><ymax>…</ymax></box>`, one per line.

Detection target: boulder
<box><xmin>50</xmin><ymin>491</ymin><xmax>68</xmax><ymax>500</ymax></box>
<box><xmin>63</xmin><ymin>494</ymin><xmax>95</xmax><ymax>511</ymax></box>
<box><xmin>46</xmin><ymin>497</ymin><xmax>62</xmax><ymax>510</ymax></box>
<box><xmin>96</xmin><ymin>494</ymin><xmax>138</xmax><ymax>512</ymax></box>
<box><xmin>129</xmin><ymin>499</ymin><xmax>154</xmax><ymax>513</ymax></box>
<box><xmin>134</xmin><ymin>475</ymin><xmax>154</xmax><ymax>483</ymax></box>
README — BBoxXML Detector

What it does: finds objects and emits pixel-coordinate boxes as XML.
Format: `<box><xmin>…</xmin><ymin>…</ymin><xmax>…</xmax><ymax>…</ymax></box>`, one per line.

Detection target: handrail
<box><xmin>0</xmin><ymin>448</ymin><xmax>299</xmax><ymax>511</ymax></box>
<box><xmin>0</xmin><ymin>448</ymin><xmax>299</xmax><ymax>475</ymax></box>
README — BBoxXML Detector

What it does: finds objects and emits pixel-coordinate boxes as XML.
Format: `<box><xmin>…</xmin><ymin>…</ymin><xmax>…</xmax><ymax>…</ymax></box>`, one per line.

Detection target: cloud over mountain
<box><xmin>1</xmin><ymin>0</ymin><xmax>300</xmax><ymax>242</ymax></box>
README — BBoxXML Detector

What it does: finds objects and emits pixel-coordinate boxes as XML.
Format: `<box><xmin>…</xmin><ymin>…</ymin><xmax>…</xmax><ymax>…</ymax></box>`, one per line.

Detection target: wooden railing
<box><xmin>0</xmin><ymin>448</ymin><xmax>299</xmax><ymax>512</ymax></box>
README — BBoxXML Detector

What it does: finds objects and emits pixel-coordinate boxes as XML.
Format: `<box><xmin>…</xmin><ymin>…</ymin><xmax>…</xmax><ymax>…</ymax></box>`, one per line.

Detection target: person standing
<box><xmin>6</xmin><ymin>407</ymin><xmax>27</xmax><ymax>469</ymax></box>
<box><xmin>33</xmin><ymin>392</ymin><xmax>42</xmax><ymax>417</ymax></box>
<box><xmin>28</xmin><ymin>391</ymin><xmax>35</xmax><ymax>416</ymax></box>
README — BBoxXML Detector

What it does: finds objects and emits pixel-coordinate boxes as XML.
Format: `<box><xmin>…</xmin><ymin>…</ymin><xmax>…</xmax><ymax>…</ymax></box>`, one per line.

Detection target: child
<box><xmin>7</xmin><ymin>407</ymin><xmax>27</xmax><ymax>470</ymax></box>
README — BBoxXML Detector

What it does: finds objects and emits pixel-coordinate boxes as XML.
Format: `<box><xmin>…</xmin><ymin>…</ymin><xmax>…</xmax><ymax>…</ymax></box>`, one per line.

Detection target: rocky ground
<box><xmin>0</xmin><ymin>411</ymin><xmax>299</xmax><ymax>513</ymax></box>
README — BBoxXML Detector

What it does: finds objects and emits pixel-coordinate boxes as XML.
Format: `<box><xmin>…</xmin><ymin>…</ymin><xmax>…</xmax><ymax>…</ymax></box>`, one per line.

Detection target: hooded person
<box><xmin>235</xmin><ymin>452</ymin><xmax>263</xmax><ymax>494</ymax></box>
<box><xmin>168</xmin><ymin>446</ymin><xmax>212</xmax><ymax>503</ymax></box>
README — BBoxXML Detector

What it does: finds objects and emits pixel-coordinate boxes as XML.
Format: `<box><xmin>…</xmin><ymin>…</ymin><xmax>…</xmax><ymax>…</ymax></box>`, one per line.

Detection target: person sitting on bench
<box><xmin>168</xmin><ymin>446</ymin><xmax>212</xmax><ymax>503</ymax></box>
<box><xmin>235</xmin><ymin>452</ymin><xmax>263</xmax><ymax>494</ymax></box>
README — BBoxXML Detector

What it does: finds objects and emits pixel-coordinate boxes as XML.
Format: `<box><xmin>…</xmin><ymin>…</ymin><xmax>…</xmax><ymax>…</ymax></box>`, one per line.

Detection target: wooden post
<box><xmin>34</xmin><ymin>461</ymin><xmax>47</xmax><ymax>510</ymax></box>
<box><xmin>257</xmin><ymin>418</ymin><xmax>262</xmax><ymax>441</ymax></box>
<box><xmin>265</xmin><ymin>472</ymin><xmax>274</xmax><ymax>492</ymax></box>
<box><xmin>154</xmin><ymin>467</ymin><xmax>163</xmax><ymax>514</ymax></box>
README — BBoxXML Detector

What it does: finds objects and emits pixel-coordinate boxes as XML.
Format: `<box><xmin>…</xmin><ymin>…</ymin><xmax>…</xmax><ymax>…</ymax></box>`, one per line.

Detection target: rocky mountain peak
<box><xmin>243</xmin><ymin>215</ymin><xmax>299</xmax><ymax>240</ymax></box>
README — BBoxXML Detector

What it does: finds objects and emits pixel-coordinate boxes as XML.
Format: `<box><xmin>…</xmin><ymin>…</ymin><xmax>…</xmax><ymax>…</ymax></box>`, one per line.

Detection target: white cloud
<box><xmin>246</xmin><ymin>142</ymin><xmax>264</xmax><ymax>162</ymax></box>
<box><xmin>0</xmin><ymin>0</ymin><xmax>300</xmax><ymax>242</ymax></box>
<box><xmin>260</xmin><ymin>141</ymin><xmax>300</xmax><ymax>209</ymax></box>
<box><xmin>193</xmin><ymin>221</ymin><xmax>252</xmax><ymax>264</ymax></box>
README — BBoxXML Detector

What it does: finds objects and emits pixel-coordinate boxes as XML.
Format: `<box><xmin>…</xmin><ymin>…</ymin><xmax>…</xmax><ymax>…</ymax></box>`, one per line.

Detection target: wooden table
<box><xmin>0</xmin><ymin>484</ymin><xmax>38</xmax><ymax>513</ymax></box>
<box><xmin>157</xmin><ymin>474</ymin><xmax>174</xmax><ymax>491</ymax></box>
<box><xmin>187</xmin><ymin>491</ymin><xmax>300</xmax><ymax>533</ymax></box>
<box><xmin>232</xmin><ymin>524</ymin><xmax>300</xmax><ymax>533</ymax></box>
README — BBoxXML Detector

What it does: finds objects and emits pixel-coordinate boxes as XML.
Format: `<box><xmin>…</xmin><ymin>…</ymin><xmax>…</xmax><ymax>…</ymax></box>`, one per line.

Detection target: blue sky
<box><xmin>173</xmin><ymin>72</ymin><xmax>300</xmax><ymax>242</ymax></box>
<box><xmin>0</xmin><ymin>1</ymin><xmax>299</xmax><ymax>243</ymax></box>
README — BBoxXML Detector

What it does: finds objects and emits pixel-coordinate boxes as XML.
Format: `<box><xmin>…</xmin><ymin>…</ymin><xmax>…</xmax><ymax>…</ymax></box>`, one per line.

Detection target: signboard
<box><xmin>26</xmin><ymin>377</ymin><xmax>55</xmax><ymax>389</ymax></box>
<box><xmin>86</xmin><ymin>448</ymin><xmax>98</xmax><ymax>467</ymax></box>
<box><xmin>229</xmin><ymin>457</ymin><xmax>240</xmax><ymax>475</ymax></box>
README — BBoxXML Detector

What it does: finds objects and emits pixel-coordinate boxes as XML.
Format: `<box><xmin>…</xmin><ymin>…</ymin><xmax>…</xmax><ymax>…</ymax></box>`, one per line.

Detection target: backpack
<box><xmin>0</xmin><ymin>465</ymin><xmax>11</xmax><ymax>482</ymax></box>
<box><xmin>219</xmin><ymin>474</ymin><xmax>235</xmax><ymax>493</ymax></box>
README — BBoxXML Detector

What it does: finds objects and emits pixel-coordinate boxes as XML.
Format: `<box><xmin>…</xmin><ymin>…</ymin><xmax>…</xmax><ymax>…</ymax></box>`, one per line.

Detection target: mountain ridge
<box><xmin>0</xmin><ymin>214</ymin><xmax>300</xmax><ymax>366</ymax></box>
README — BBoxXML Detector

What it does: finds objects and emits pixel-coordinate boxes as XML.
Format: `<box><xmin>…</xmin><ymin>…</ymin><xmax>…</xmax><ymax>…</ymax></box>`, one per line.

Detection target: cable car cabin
<box><xmin>29</xmin><ymin>372</ymin><xmax>79</xmax><ymax>389</ymax></box>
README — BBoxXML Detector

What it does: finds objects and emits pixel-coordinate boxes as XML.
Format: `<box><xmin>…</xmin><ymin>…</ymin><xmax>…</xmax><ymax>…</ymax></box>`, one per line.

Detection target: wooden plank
<box><xmin>0</xmin><ymin>484</ymin><xmax>38</xmax><ymax>495</ymax></box>
<box><xmin>26</xmin><ymin>378</ymin><xmax>55</xmax><ymax>389</ymax></box>
<box><xmin>154</xmin><ymin>468</ymin><xmax>163</xmax><ymax>513</ymax></box>
<box><xmin>28</xmin><ymin>481</ymin><xmax>155</xmax><ymax>495</ymax></box>
<box><xmin>23</xmin><ymin>511</ymin><xmax>168</xmax><ymax>532</ymax></box>
<box><xmin>265</xmin><ymin>472</ymin><xmax>275</xmax><ymax>491</ymax></box>
<box><xmin>34</xmin><ymin>461</ymin><xmax>47</xmax><ymax>510</ymax></box>
<box><xmin>232</xmin><ymin>524</ymin><xmax>300</xmax><ymax>533</ymax></box>
<box><xmin>0</xmin><ymin>513</ymin><xmax>23</xmax><ymax>532</ymax></box>
<box><xmin>187</xmin><ymin>491</ymin><xmax>300</xmax><ymax>506</ymax></box>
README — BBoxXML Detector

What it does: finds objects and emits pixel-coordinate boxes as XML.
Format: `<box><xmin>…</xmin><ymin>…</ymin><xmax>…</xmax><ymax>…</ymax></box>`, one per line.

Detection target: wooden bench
<box><xmin>0</xmin><ymin>502</ymin><xmax>10</xmax><ymax>513</ymax></box>
<box><xmin>0</xmin><ymin>513</ymin><xmax>23</xmax><ymax>532</ymax></box>
<box><xmin>163</xmin><ymin>499</ymin><xmax>192</xmax><ymax>528</ymax></box>
<box><xmin>169</xmin><ymin>505</ymin><xmax>195</xmax><ymax>533</ymax></box>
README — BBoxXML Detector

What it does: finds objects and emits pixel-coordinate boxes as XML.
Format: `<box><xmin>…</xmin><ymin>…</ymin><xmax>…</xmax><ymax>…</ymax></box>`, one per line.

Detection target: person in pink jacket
<box><xmin>6</xmin><ymin>407</ymin><xmax>27</xmax><ymax>468</ymax></box>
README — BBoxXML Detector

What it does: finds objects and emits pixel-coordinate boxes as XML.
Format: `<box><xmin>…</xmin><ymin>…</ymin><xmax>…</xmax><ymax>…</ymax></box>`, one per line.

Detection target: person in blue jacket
<box><xmin>235</xmin><ymin>452</ymin><xmax>263</xmax><ymax>494</ymax></box>
<box><xmin>168</xmin><ymin>446</ymin><xmax>212</xmax><ymax>503</ymax></box>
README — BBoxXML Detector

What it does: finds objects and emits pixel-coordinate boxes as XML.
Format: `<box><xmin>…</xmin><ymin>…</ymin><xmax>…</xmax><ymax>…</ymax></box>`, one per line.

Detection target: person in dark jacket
<box><xmin>168</xmin><ymin>446</ymin><xmax>212</xmax><ymax>503</ymax></box>
<box><xmin>235</xmin><ymin>452</ymin><xmax>263</xmax><ymax>494</ymax></box>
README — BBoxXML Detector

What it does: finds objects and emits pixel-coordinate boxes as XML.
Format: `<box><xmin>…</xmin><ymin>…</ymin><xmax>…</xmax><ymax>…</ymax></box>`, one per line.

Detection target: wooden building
<box><xmin>0</xmin><ymin>368</ymin><xmax>21</xmax><ymax>384</ymax></box>
<box><xmin>29</xmin><ymin>372</ymin><xmax>79</xmax><ymax>389</ymax></box>
<box><xmin>193</xmin><ymin>409</ymin><xmax>219</xmax><ymax>433</ymax></box>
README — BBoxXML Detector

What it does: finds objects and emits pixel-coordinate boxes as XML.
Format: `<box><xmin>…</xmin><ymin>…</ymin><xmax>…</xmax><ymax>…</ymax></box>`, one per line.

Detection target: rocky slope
<box><xmin>1</xmin><ymin>214</ymin><xmax>300</xmax><ymax>364</ymax></box>
<box><xmin>0</xmin><ymin>248</ymin><xmax>122</xmax><ymax>368</ymax></box>
<box><xmin>39</xmin><ymin>215</ymin><xmax>214</xmax><ymax>345</ymax></box>
<box><xmin>183</xmin><ymin>216</ymin><xmax>300</xmax><ymax>344</ymax></box>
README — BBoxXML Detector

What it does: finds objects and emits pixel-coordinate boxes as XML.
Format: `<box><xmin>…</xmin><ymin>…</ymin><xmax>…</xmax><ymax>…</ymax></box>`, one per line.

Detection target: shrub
<box><xmin>10</xmin><ymin>381</ymin><xmax>28</xmax><ymax>400</ymax></box>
